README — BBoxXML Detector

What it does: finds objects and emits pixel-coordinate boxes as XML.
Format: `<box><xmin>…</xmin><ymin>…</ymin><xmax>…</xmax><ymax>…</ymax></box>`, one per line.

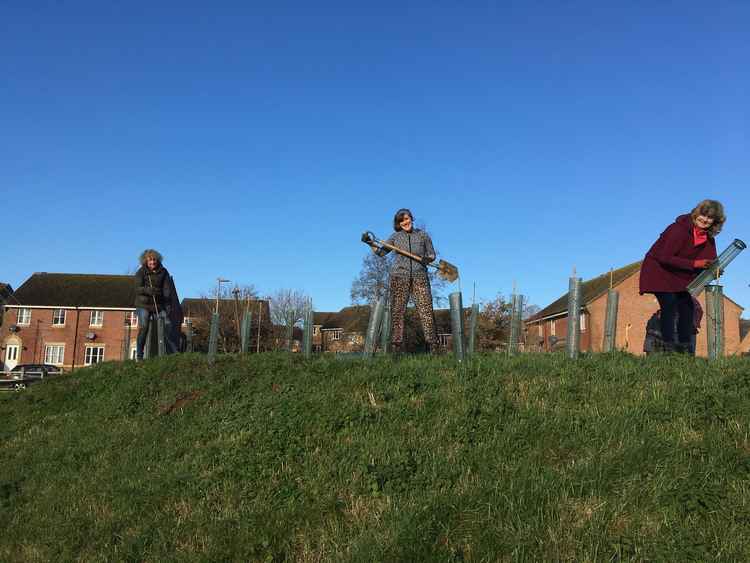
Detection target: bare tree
<box><xmin>269</xmin><ymin>288</ymin><xmax>311</xmax><ymax>327</ymax></box>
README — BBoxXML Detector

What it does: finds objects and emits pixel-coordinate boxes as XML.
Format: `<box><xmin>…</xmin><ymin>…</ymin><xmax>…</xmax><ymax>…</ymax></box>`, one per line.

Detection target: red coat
<box><xmin>639</xmin><ymin>214</ymin><xmax>717</xmax><ymax>294</ymax></box>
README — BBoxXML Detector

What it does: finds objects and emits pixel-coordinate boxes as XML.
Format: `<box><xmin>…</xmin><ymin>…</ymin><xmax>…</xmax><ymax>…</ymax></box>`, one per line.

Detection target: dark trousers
<box><xmin>653</xmin><ymin>292</ymin><xmax>694</xmax><ymax>348</ymax></box>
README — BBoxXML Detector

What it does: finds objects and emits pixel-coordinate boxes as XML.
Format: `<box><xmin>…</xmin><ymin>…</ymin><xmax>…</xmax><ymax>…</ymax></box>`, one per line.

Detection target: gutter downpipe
<box><xmin>71</xmin><ymin>307</ymin><xmax>80</xmax><ymax>372</ymax></box>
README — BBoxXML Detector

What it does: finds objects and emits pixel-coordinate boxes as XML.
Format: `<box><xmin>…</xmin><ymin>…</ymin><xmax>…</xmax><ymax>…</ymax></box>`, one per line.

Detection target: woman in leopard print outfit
<box><xmin>366</xmin><ymin>208</ymin><xmax>437</xmax><ymax>353</ymax></box>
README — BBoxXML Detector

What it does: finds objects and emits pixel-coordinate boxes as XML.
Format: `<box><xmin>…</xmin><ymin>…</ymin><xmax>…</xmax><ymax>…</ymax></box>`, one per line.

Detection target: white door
<box><xmin>4</xmin><ymin>344</ymin><xmax>20</xmax><ymax>372</ymax></box>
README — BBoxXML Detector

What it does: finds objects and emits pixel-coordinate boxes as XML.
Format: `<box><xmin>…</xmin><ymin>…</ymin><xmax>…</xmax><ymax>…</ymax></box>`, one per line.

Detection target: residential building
<box><xmin>525</xmin><ymin>262</ymin><xmax>746</xmax><ymax>357</ymax></box>
<box><xmin>0</xmin><ymin>284</ymin><xmax>13</xmax><ymax>328</ymax></box>
<box><xmin>2</xmin><ymin>273</ymin><xmax>139</xmax><ymax>371</ymax></box>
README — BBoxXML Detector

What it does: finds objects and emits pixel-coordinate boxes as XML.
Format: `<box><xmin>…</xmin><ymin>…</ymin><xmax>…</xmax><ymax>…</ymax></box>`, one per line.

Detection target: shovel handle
<box><xmin>371</xmin><ymin>237</ymin><xmax>426</xmax><ymax>263</ymax></box>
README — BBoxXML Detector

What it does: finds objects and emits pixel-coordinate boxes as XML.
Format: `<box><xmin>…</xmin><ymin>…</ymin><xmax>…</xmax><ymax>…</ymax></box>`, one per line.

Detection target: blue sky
<box><xmin>2</xmin><ymin>1</ymin><xmax>748</xmax><ymax>313</ymax></box>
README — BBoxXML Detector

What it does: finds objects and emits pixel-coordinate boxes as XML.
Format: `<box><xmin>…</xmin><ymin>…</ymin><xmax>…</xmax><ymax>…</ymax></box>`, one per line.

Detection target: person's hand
<box><xmin>361</xmin><ymin>232</ymin><xmax>374</xmax><ymax>244</ymax></box>
<box><xmin>693</xmin><ymin>259</ymin><xmax>712</xmax><ymax>269</ymax></box>
<box><xmin>420</xmin><ymin>256</ymin><xmax>433</xmax><ymax>266</ymax></box>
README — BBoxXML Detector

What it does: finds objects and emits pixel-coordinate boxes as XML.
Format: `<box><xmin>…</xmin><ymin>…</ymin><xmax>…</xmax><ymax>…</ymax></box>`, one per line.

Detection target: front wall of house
<box><xmin>2</xmin><ymin>307</ymin><xmax>136</xmax><ymax>370</ymax></box>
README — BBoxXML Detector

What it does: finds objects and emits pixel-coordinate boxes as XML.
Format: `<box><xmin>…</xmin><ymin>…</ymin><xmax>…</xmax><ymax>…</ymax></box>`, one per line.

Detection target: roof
<box><xmin>528</xmin><ymin>262</ymin><xmax>643</xmax><ymax>321</ymax></box>
<box><xmin>314</xmin><ymin>306</ymin><xmax>371</xmax><ymax>333</ymax></box>
<box><xmin>0</xmin><ymin>284</ymin><xmax>12</xmax><ymax>300</ymax></box>
<box><xmin>11</xmin><ymin>273</ymin><xmax>135</xmax><ymax>308</ymax></box>
<box><xmin>181</xmin><ymin>297</ymin><xmax>269</xmax><ymax>317</ymax></box>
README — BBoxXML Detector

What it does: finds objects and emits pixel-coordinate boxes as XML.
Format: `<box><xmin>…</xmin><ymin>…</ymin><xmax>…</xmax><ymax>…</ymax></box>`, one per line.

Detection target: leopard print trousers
<box><xmin>389</xmin><ymin>276</ymin><xmax>436</xmax><ymax>345</ymax></box>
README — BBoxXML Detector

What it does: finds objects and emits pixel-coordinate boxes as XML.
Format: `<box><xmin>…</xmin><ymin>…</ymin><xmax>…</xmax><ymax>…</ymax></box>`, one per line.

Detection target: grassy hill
<box><xmin>2</xmin><ymin>352</ymin><xmax>750</xmax><ymax>561</ymax></box>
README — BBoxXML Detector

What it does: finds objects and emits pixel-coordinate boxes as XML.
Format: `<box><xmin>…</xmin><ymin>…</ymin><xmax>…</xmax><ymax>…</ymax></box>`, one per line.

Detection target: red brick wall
<box><xmin>2</xmin><ymin>307</ymin><xmax>136</xmax><ymax>370</ymax></box>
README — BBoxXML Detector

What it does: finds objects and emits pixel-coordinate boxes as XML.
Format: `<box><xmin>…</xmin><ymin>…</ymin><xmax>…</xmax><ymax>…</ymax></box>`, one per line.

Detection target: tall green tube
<box><xmin>602</xmin><ymin>290</ymin><xmax>619</xmax><ymax>353</ymax></box>
<box><xmin>240</xmin><ymin>311</ymin><xmax>252</xmax><ymax>354</ymax></box>
<box><xmin>566</xmin><ymin>277</ymin><xmax>582</xmax><ymax>359</ymax></box>
<box><xmin>379</xmin><ymin>303</ymin><xmax>391</xmax><ymax>354</ymax></box>
<box><xmin>705</xmin><ymin>285</ymin><xmax>724</xmax><ymax>360</ymax></box>
<box><xmin>286</xmin><ymin>312</ymin><xmax>294</xmax><ymax>352</ymax></box>
<box><xmin>303</xmin><ymin>309</ymin><xmax>313</xmax><ymax>359</ymax></box>
<box><xmin>157</xmin><ymin>314</ymin><xmax>167</xmax><ymax>357</ymax></box>
<box><xmin>467</xmin><ymin>303</ymin><xmax>479</xmax><ymax>355</ymax></box>
<box><xmin>508</xmin><ymin>294</ymin><xmax>523</xmax><ymax>355</ymax></box>
<box><xmin>364</xmin><ymin>298</ymin><xmax>385</xmax><ymax>357</ymax></box>
<box><xmin>449</xmin><ymin>292</ymin><xmax>465</xmax><ymax>362</ymax></box>
<box><xmin>208</xmin><ymin>312</ymin><xmax>219</xmax><ymax>364</ymax></box>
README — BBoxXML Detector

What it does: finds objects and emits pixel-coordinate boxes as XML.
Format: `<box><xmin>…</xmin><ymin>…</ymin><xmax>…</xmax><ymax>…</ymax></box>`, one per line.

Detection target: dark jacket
<box><xmin>639</xmin><ymin>214</ymin><xmax>717</xmax><ymax>294</ymax></box>
<box><xmin>134</xmin><ymin>265</ymin><xmax>172</xmax><ymax>312</ymax></box>
<box><xmin>377</xmin><ymin>228</ymin><xmax>436</xmax><ymax>280</ymax></box>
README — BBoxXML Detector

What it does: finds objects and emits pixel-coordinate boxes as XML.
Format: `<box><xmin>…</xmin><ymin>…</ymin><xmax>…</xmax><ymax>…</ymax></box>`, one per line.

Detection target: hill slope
<box><xmin>2</xmin><ymin>353</ymin><xmax>750</xmax><ymax>561</ymax></box>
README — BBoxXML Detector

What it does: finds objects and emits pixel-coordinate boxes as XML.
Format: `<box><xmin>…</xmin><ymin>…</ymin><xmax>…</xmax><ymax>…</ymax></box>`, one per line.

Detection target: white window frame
<box><xmin>84</xmin><ymin>345</ymin><xmax>105</xmax><ymax>366</ymax></box>
<box><xmin>580</xmin><ymin>313</ymin><xmax>587</xmax><ymax>332</ymax></box>
<box><xmin>130</xmin><ymin>346</ymin><xmax>137</xmax><ymax>360</ymax></box>
<box><xmin>182</xmin><ymin>316</ymin><xmax>191</xmax><ymax>327</ymax></box>
<box><xmin>538</xmin><ymin>323</ymin><xmax>543</xmax><ymax>337</ymax></box>
<box><xmin>329</xmin><ymin>329</ymin><xmax>342</xmax><ymax>341</ymax></box>
<box><xmin>89</xmin><ymin>310</ymin><xmax>104</xmax><ymax>327</ymax></box>
<box><xmin>17</xmin><ymin>308</ymin><xmax>32</xmax><ymax>326</ymax></box>
<box><xmin>549</xmin><ymin>319</ymin><xmax>556</xmax><ymax>336</ymax></box>
<box><xmin>124</xmin><ymin>311</ymin><xmax>138</xmax><ymax>327</ymax></box>
<box><xmin>52</xmin><ymin>309</ymin><xmax>66</xmax><ymax>326</ymax></box>
<box><xmin>438</xmin><ymin>333</ymin><xmax>451</xmax><ymax>347</ymax></box>
<box><xmin>44</xmin><ymin>344</ymin><xmax>65</xmax><ymax>366</ymax></box>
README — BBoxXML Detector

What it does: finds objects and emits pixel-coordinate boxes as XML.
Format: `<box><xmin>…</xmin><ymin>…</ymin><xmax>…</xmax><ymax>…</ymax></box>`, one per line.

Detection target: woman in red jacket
<box><xmin>639</xmin><ymin>200</ymin><xmax>725</xmax><ymax>353</ymax></box>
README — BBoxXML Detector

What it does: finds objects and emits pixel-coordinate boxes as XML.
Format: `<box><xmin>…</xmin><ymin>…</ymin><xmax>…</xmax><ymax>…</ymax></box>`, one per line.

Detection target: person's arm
<box><xmin>134</xmin><ymin>269</ymin><xmax>151</xmax><ymax>297</ymax></box>
<box><xmin>374</xmin><ymin>234</ymin><xmax>395</xmax><ymax>257</ymax></box>
<box><xmin>650</xmin><ymin>224</ymin><xmax>699</xmax><ymax>271</ymax></box>
<box><xmin>421</xmin><ymin>233</ymin><xmax>436</xmax><ymax>265</ymax></box>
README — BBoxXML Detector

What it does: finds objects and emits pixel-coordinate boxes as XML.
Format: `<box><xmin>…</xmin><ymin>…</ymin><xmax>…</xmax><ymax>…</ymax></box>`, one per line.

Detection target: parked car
<box><xmin>10</xmin><ymin>364</ymin><xmax>63</xmax><ymax>379</ymax></box>
<box><xmin>0</xmin><ymin>364</ymin><xmax>62</xmax><ymax>391</ymax></box>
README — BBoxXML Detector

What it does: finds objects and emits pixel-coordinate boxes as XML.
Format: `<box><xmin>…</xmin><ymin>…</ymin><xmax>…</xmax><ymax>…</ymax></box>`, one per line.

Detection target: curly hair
<box><xmin>690</xmin><ymin>200</ymin><xmax>725</xmax><ymax>237</ymax></box>
<box><xmin>393</xmin><ymin>208</ymin><xmax>413</xmax><ymax>232</ymax></box>
<box><xmin>139</xmin><ymin>249</ymin><xmax>163</xmax><ymax>266</ymax></box>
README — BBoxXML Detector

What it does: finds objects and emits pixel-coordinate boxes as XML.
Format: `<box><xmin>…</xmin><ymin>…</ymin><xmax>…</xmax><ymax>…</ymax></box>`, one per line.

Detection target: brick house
<box><xmin>312</xmin><ymin>305</ymin><xmax>457</xmax><ymax>353</ymax></box>
<box><xmin>180</xmin><ymin>297</ymin><xmax>272</xmax><ymax>352</ymax></box>
<box><xmin>2</xmin><ymin>273</ymin><xmax>140</xmax><ymax>371</ymax></box>
<box><xmin>525</xmin><ymin>262</ymin><xmax>746</xmax><ymax>357</ymax></box>
<box><xmin>0</xmin><ymin>284</ymin><xmax>13</xmax><ymax>328</ymax></box>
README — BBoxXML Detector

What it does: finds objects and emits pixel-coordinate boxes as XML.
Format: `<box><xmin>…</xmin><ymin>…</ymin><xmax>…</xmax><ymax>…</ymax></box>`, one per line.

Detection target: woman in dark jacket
<box><xmin>134</xmin><ymin>249</ymin><xmax>174</xmax><ymax>360</ymax></box>
<box><xmin>639</xmin><ymin>200</ymin><xmax>725</xmax><ymax>353</ymax></box>
<box><xmin>366</xmin><ymin>208</ymin><xmax>437</xmax><ymax>353</ymax></box>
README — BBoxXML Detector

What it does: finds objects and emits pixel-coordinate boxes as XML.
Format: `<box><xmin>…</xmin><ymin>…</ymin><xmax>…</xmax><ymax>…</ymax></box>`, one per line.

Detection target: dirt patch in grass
<box><xmin>159</xmin><ymin>390</ymin><xmax>203</xmax><ymax>415</ymax></box>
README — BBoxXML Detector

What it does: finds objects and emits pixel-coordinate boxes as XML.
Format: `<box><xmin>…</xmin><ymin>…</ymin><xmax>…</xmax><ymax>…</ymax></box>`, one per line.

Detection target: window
<box><xmin>124</xmin><ymin>311</ymin><xmax>138</xmax><ymax>327</ymax></box>
<box><xmin>130</xmin><ymin>347</ymin><xmax>137</xmax><ymax>360</ymax></box>
<box><xmin>182</xmin><ymin>316</ymin><xmax>191</xmax><ymax>326</ymax></box>
<box><xmin>329</xmin><ymin>329</ymin><xmax>342</xmax><ymax>341</ymax></box>
<box><xmin>44</xmin><ymin>345</ymin><xmax>65</xmax><ymax>365</ymax></box>
<box><xmin>89</xmin><ymin>310</ymin><xmax>104</xmax><ymax>327</ymax></box>
<box><xmin>580</xmin><ymin>314</ymin><xmax>587</xmax><ymax>332</ymax></box>
<box><xmin>549</xmin><ymin>320</ymin><xmax>556</xmax><ymax>336</ymax></box>
<box><xmin>313</xmin><ymin>326</ymin><xmax>320</xmax><ymax>336</ymax></box>
<box><xmin>84</xmin><ymin>346</ymin><xmax>105</xmax><ymax>365</ymax></box>
<box><xmin>17</xmin><ymin>308</ymin><xmax>31</xmax><ymax>325</ymax></box>
<box><xmin>538</xmin><ymin>324</ymin><xmax>543</xmax><ymax>337</ymax></box>
<box><xmin>438</xmin><ymin>334</ymin><xmax>451</xmax><ymax>347</ymax></box>
<box><xmin>52</xmin><ymin>309</ymin><xmax>66</xmax><ymax>326</ymax></box>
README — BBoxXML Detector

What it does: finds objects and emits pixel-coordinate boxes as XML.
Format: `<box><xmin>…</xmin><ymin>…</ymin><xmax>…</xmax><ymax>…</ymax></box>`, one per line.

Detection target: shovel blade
<box><xmin>437</xmin><ymin>260</ymin><xmax>459</xmax><ymax>283</ymax></box>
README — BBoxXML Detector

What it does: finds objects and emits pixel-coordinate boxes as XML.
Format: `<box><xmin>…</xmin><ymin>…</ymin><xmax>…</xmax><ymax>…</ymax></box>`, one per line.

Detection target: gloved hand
<box><xmin>361</xmin><ymin>232</ymin><xmax>373</xmax><ymax>244</ymax></box>
<box><xmin>420</xmin><ymin>256</ymin><xmax>433</xmax><ymax>266</ymax></box>
<box><xmin>693</xmin><ymin>259</ymin><xmax>712</xmax><ymax>269</ymax></box>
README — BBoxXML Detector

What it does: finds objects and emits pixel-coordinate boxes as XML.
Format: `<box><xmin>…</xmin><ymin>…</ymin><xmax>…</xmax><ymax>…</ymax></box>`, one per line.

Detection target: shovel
<box><xmin>361</xmin><ymin>231</ymin><xmax>459</xmax><ymax>283</ymax></box>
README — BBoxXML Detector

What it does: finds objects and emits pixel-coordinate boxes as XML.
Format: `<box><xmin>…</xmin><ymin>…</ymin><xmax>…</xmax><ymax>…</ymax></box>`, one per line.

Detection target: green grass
<box><xmin>2</xmin><ymin>352</ymin><xmax>750</xmax><ymax>561</ymax></box>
